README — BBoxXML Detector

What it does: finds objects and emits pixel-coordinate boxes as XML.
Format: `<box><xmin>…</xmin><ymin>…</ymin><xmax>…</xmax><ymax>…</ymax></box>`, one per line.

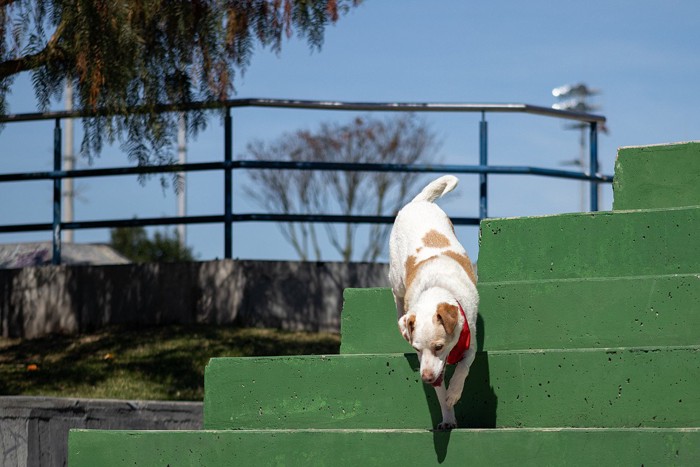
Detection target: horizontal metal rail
<box><xmin>0</xmin><ymin>162</ymin><xmax>223</xmax><ymax>182</ymax></box>
<box><xmin>0</xmin><ymin>98</ymin><xmax>606</xmax><ymax>124</ymax></box>
<box><xmin>0</xmin><ymin>160</ymin><xmax>613</xmax><ymax>184</ymax></box>
<box><xmin>0</xmin><ymin>214</ymin><xmax>483</xmax><ymax>235</ymax></box>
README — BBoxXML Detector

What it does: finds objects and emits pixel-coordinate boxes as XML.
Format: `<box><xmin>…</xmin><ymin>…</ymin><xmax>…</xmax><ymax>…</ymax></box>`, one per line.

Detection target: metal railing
<box><xmin>0</xmin><ymin>98</ymin><xmax>611</xmax><ymax>265</ymax></box>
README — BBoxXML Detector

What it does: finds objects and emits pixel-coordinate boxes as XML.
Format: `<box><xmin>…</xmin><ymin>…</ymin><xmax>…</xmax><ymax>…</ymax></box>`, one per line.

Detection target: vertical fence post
<box><xmin>479</xmin><ymin>112</ymin><xmax>488</xmax><ymax>220</ymax></box>
<box><xmin>52</xmin><ymin>118</ymin><xmax>62</xmax><ymax>265</ymax></box>
<box><xmin>589</xmin><ymin>121</ymin><xmax>599</xmax><ymax>212</ymax></box>
<box><xmin>224</xmin><ymin>108</ymin><xmax>233</xmax><ymax>259</ymax></box>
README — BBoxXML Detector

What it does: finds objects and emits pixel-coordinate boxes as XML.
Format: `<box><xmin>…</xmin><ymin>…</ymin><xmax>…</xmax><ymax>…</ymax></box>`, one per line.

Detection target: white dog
<box><xmin>389</xmin><ymin>175</ymin><xmax>479</xmax><ymax>430</ymax></box>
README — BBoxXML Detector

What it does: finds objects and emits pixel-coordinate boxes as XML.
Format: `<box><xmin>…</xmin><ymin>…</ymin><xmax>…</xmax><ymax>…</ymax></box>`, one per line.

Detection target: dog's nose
<box><xmin>421</xmin><ymin>370</ymin><xmax>434</xmax><ymax>382</ymax></box>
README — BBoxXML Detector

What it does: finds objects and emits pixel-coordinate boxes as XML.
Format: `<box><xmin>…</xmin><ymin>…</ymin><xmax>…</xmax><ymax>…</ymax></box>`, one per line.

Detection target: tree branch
<box><xmin>0</xmin><ymin>50</ymin><xmax>43</xmax><ymax>78</ymax></box>
<box><xmin>0</xmin><ymin>18</ymin><xmax>65</xmax><ymax>80</ymax></box>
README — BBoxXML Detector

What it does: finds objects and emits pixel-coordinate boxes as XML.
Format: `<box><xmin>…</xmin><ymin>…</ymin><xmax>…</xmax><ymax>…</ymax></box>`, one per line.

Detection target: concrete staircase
<box><xmin>69</xmin><ymin>142</ymin><xmax>700</xmax><ymax>466</ymax></box>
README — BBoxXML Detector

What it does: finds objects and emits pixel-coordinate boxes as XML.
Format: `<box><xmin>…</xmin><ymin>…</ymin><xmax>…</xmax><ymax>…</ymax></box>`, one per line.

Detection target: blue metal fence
<box><xmin>0</xmin><ymin>99</ymin><xmax>611</xmax><ymax>265</ymax></box>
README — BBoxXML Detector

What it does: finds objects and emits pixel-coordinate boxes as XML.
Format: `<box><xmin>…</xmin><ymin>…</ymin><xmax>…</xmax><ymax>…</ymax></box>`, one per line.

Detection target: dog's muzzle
<box><xmin>422</xmin><ymin>368</ymin><xmax>444</xmax><ymax>387</ymax></box>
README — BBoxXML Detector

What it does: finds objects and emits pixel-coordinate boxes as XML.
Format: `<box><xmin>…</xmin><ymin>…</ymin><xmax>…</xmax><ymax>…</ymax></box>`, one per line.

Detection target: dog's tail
<box><xmin>411</xmin><ymin>175</ymin><xmax>459</xmax><ymax>203</ymax></box>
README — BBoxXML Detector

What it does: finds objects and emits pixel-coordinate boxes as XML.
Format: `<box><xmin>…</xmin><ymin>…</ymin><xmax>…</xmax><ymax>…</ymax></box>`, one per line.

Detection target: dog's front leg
<box><xmin>446</xmin><ymin>348</ymin><xmax>476</xmax><ymax>407</ymax></box>
<box><xmin>433</xmin><ymin>382</ymin><xmax>457</xmax><ymax>430</ymax></box>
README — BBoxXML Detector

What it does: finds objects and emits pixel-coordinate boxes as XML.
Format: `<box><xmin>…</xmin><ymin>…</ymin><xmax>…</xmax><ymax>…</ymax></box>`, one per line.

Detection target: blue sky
<box><xmin>1</xmin><ymin>0</ymin><xmax>699</xmax><ymax>263</ymax></box>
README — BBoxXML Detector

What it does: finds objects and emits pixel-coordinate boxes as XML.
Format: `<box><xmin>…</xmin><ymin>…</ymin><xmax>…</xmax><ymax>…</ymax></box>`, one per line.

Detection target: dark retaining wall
<box><xmin>0</xmin><ymin>260</ymin><xmax>389</xmax><ymax>339</ymax></box>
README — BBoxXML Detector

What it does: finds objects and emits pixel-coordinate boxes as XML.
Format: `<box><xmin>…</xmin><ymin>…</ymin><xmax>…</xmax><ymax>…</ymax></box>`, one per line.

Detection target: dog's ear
<box><xmin>398</xmin><ymin>314</ymin><xmax>416</xmax><ymax>343</ymax></box>
<box><xmin>435</xmin><ymin>302</ymin><xmax>458</xmax><ymax>335</ymax></box>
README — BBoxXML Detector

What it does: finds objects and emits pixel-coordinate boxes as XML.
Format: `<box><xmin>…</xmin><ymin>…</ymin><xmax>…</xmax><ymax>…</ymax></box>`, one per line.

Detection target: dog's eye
<box><xmin>434</xmin><ymin>343</ymin><xmax>444</xmax><ymax>352</ymax></box>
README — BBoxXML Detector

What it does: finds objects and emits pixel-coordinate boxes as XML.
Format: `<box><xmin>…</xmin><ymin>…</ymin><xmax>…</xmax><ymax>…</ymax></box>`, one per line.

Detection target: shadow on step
<box><xmin>410</xmin><ymin>314</ymin><xmax>498</xmax><ymax>462</ymax></box>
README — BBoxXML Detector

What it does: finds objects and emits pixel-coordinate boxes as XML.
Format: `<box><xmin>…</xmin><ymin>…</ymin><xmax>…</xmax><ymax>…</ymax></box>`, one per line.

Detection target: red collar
<box><xmin>446</xmin><ymin>303</ymin><xmax>471</xmax><ymax>365</ymax></box>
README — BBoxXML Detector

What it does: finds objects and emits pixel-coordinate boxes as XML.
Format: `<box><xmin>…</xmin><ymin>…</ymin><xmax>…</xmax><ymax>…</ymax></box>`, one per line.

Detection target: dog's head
<box><xmin>398</xmin><ymin>292</ymin><xmax>461</xmax><ymax>387</ymax></box>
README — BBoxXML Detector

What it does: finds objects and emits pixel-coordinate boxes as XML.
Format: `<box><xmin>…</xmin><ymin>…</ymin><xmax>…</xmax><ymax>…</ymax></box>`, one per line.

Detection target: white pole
<box><xmin>177</xmin><ymin>113</ymin><xmax>187</xmax><ymax>247</ymax></box>
<box><xmin>64</xmin><ymin>80</ymin><xmax>75</xmax><ymax>243</ymax></box>
<box><xmin>579</xmin><ymin>126</ymin><xmax>586</xmax><ymax>212</ymax></box>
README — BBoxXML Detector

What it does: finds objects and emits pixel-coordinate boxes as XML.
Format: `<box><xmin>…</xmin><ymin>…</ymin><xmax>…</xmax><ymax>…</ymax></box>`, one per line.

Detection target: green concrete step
<box><xmin>341</xmin><ymin>274</ymin><xmax>700</xmax><ymax>354</ymax></box>
<box><xmin>478</xmin><ymin>206</ymin><xmax>700</xmax><ymax>283</ymax></box>
<box><xmin>479</xmin><ymin>274</ymin><xmax>700</xmax><ymax>350</ymax></box>
<box><xmin>614</xmin><ymin>142</ymin><xmax>700</xmax><ymax>211</ymax></box>
<box><xmin>69</xmin><ymin>427</ymin><xmax>700</xmax><ymax>466</ymax></box>
<box><xmin>340</xmin><ymin>288</ymin><xmax>410</xmax><ymax>355</ymax></box>
<box><xmin>204</xmin><ymin>346</ymin><xmax>699</xmax><ymax>430</ymax></box>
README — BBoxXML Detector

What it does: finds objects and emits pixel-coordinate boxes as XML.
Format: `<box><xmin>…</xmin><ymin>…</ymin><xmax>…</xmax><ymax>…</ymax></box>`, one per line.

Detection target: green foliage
<box><xmin>0</xmin><ymin>0</ymin><xmax>360</xmax><ymax>165</ymax></box>
<box><xmin>110</xmin><ymin>225</ymin><xmax>195</xmax><ymax>262</ymax></box>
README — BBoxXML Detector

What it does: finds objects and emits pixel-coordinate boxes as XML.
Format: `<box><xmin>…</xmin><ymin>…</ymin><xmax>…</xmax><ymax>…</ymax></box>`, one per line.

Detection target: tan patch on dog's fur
<box><xmin>435</xmin><ymin>302</ymin><xmax>458</xmax><ymax>335</ymax></box>
<box><xmin>404</xmin><ymin>255</ymin><xmax>418</xmax><ymax>295</ymax></box>
<box><xmin>404</xmin><ymin>254</ymin><xmax>439</xmax><ymax>309</ymax></box>
<box><xmin>442</xmin><ymin>250</ymin><xmax>477</xmax><ymax>285</ymax></box>
<box><xmin>422</xmin><ymin>230</ymin><xmax>451</xmax><ymax>248</ymax></box>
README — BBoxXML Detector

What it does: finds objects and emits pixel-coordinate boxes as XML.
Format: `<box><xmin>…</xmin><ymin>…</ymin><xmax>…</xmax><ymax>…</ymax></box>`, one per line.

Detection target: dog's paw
<box><xmin>436</xmin><ymin>421</ymin><xmax>457</xmax><ymax>431</ymax></box>
<box><xmin>436</xmin><ymin>410</ymin><xmax>457</xmax><ymax>431</ymax></box>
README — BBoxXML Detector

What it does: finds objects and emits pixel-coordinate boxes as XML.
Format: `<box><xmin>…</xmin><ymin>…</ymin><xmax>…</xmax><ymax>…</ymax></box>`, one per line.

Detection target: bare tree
<box><xmin>244</xmin><ymin>114</ymin><xmax>440</xmax><ymax>262</ymax></box>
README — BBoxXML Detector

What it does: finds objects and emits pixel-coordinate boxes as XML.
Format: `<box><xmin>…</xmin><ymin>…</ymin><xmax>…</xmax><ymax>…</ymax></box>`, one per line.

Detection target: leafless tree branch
<box><xmin>244</xmin><ymin>114</ymin><xmax>440</xmax><ymax>262</ymax></box>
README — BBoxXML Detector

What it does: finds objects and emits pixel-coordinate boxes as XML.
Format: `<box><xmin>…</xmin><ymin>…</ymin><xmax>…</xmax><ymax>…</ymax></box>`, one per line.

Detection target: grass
<box><xmin>0</xmin><ymin>325</ymin><xmax>340</xmax><ymax>401</ymax></box>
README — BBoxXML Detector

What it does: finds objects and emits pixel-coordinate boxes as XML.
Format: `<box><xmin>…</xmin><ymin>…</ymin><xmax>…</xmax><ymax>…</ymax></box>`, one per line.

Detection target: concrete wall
<box><xmin>0</xmin><ymin>260</ymin><xmax>389</xmax><ymax>339</ymax></box>
<box><xmin>0</xmin><ymin>396</ymin><xmax>202</xmax><ymax>467</ymax></box>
